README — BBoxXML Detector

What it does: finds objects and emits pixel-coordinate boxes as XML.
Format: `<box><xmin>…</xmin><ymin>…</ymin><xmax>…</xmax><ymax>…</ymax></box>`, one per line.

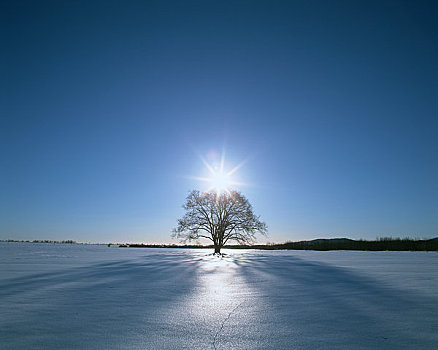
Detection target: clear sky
<box><xmin>2</xmin><ymin>0</ymin><xmax>437</xmax><ymax>243</ymax></box>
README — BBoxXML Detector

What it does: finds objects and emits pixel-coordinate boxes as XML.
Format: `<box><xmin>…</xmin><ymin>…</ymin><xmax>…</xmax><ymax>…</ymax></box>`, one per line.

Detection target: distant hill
<box><xmin>272</xmin><ymin>237</ymin><xmax>438</xmax><ymax>251</ymax></box>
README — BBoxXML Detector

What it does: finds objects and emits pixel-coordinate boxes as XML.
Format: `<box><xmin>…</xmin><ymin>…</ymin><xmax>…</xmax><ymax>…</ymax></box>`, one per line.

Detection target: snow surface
<box><xmin>1</xmin><ymin>243</ymin><xmax>437</xmax><ymax>349</ymax></box>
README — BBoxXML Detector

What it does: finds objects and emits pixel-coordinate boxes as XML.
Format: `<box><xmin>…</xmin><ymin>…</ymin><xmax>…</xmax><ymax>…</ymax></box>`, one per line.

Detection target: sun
<box><xmin>207</xmin><ymin>167</ymin><xmax>233</xmax><ymax>194</ymax></box>
<box><xmin>188</xmin><ymin>148</ymin><xmax>248</xmax><ymax>194</ymax></box>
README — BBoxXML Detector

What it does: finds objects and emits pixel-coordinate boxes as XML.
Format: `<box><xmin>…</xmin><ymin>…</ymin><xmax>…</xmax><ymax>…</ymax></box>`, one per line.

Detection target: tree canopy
<box><xmin>173</xmin><ymin>190</ymin><xmax>267</xmax><ymax>253</ymax></box>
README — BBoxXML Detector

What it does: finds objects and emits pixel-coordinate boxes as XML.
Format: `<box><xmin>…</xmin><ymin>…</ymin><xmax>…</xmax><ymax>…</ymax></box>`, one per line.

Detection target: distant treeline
<box><xmin>2</xmin><ymin>238</ymin><xmax>437</xmax><ymax>251</ymax></box>
<box><xmin>125</xmin><ymin>243</ymin><xmax>210</xmax><ymax>249</ymax></box>
<box><xmin>253</xmin><ymin>237</ymin><xmax>438</xmax><ymax>251</ymax></box>
<box><xmin>0</xmin><ymin>239</ymin><xmax>77</xmax><ymax>244</ymax></box>
<box><xmin>126</xmin><ymin>237</ymin><xmax>438</xmax><ymax>251</ymax></box>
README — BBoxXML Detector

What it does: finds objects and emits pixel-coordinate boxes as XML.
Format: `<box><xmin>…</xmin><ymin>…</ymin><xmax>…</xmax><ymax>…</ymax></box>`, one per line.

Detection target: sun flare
<box><xmin>207</xmin><ymin>168</ymin><xmax>233</xmax><ymax>194</ymax></box>
<box><xmin>189</xmin><ymin>148</ymin><xmax>249</xmax><ymax>194</ymax></box>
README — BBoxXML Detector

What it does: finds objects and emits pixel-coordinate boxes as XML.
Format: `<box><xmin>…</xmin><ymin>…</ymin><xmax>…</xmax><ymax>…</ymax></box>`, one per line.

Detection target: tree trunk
<box><xmin>214</xmin><ymin>245</ymin><xmax>221</xmax><ymax>254</ymax></box>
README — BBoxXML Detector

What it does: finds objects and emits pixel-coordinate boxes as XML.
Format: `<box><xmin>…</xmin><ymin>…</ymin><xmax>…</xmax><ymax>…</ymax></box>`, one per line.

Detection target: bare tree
<box><xmin>172</xmin><ymin>190</ymin><xmax>267</xmax><ymax>254</ymax></box>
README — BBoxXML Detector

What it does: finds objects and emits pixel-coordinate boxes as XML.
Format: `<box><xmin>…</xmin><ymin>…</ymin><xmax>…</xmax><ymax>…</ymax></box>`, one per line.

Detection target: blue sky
<box><xmin>2</xmin><ymin>0</ymin><xmax>437</xmax><ymax>243</ymax></box>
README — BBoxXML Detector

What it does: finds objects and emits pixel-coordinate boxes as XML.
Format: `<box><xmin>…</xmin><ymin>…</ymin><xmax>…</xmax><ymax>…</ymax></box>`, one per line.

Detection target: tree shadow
<box><xmin>0</xmin><ymin>251</ymin><xmax>203</xmax><ymax>349</ymax></box>
<box><xmin>231</xmin><ymin>254</ymin><xmax>438</xmax><ymax>349</ymax></box>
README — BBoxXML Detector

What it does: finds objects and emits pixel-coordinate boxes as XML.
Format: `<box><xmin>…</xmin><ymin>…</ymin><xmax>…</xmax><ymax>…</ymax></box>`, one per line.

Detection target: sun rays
<box><xmin>188</xmin><ymin>148</ymin><xmax>249</xmax><ymax>194</ymax></box>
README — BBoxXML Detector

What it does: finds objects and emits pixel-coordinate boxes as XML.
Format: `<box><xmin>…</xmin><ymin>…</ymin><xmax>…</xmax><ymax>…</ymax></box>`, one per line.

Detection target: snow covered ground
<box><xmin>1</xmin><ymin>243</ymin><xmax>437</xmax><ymax>349</ymax></box>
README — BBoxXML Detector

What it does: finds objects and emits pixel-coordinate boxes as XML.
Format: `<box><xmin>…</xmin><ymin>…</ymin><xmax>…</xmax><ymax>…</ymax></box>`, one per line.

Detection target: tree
<box><xmin>172</xmin><ymin>190</ymin><xmax>267</xmax><ymax>254</ymax></box>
